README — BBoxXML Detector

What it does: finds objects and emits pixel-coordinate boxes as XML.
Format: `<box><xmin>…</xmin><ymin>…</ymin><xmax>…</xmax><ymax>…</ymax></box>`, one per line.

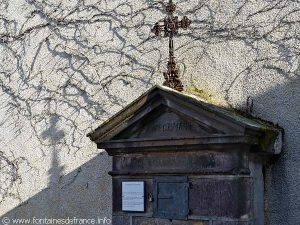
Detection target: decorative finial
<box><xmin>152</xmin><ymin>0</ymin><xmax>191</xmax><ymax>92</ymax></box>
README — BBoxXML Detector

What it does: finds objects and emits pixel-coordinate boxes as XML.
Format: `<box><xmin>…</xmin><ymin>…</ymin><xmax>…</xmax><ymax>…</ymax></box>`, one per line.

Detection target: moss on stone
<box><xmin>183</xmin><ymin>85</ymin><xmax>282</xmax><ymax>152</ymax></box>
<box><xmin>259</xmin><ymin>127</ymin><xmax>280</xmax><ymax>152</ymax></box>
<box><xmin>184</xmin><ymin>86</ymin><xmax>219</xmax><ymax>105</ymax></box>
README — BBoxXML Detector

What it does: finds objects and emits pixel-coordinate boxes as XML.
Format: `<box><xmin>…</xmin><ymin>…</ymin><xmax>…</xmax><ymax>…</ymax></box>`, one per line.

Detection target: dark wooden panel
<box><xmin>189</xmin><ymin>177</ymin><xmax>253</xmax><ymax>218</ymax></box>
<box><xmin>133</xmin><ymin>217</ymin><xmax>209</xmax><ymax>225</ymax></box>
<box><xmin>112</xmin><ymin>151</ymin><xmax>249</xmax><ymax>175</ymax></box>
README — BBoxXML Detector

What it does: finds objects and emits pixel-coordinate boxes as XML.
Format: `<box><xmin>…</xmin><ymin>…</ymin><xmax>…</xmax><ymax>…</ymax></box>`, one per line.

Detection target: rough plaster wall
<box><xmin>0</xmin><ymin>0</ymin><xmax>299</xmax><ymax>224</ymax></box>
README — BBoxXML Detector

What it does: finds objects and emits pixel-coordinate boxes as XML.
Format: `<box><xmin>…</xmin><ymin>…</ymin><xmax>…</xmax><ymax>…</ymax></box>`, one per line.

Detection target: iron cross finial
<box><xmin>152</xmin><ymin>0</ymin><xmax>191</xmax><ymax>92</ymax></box>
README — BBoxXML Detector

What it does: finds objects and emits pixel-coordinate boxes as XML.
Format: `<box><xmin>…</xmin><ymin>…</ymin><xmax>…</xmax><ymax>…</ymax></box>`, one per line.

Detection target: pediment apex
<box><xmin>87</xmin><ymin>85</ymin><xmax>282</xmax><ymax>154</ymax></box>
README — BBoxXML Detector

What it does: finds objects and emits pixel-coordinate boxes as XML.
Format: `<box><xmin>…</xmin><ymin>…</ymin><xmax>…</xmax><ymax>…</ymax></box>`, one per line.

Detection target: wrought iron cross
<box><xmin>152</xmin><ymin>0</ymin><xmax>191</xmax><ymax>92</ymax></box>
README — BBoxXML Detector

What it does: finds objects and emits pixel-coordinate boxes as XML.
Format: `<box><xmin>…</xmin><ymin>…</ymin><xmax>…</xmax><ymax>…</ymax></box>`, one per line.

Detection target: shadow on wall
<box><xmin>0</xmin><ymin>152</ymin><xmax>112</xmax><ymax>221</ymax></box>
<box><xmin>254</xmin><ymin>77</ymin><xmax>300</xmax><ymax>225</ymax></box>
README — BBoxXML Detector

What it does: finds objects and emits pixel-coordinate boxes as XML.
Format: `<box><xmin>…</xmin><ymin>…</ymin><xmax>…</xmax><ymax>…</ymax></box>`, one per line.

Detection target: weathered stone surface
<box><xmin>133</xmin><ymin>217</ymin><xmax>209</xmax><ymax>225</ymax></box>
<box><xmin>114</xmin><ymin>111</ymin><xmax>223</xmax><ymax>139</ymax></box>
<box><xmin>112</xmin><ymin>215</ymin><xmax>130</xmax><ymax>225</ymax></box>
<box><xmin>213</xmin><ymin>221</ymin><xmax>251</xmax><ymax>225</ymax></box>
<box><xmin>189</xmin><ymin>177</ymin><xmax>252</xmax><ymax>218</ymax></box>
<box><xmin>113</xmin><ymin>151</ymin><xmax>248</xmax><ymax>175</ymax></box>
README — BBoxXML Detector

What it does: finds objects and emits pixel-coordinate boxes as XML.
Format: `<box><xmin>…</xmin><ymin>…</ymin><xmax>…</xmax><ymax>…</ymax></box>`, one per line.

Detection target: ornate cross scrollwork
<box><xmin>152</xmin><ymin>0</ymin><xmax>191</xmax><ymax>92</ymax></box>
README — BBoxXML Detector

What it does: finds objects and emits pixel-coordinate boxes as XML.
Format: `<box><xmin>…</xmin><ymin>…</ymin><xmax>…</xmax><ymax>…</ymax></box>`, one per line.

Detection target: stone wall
<box><xmin>0</xmin><ymin>0</ymin><xmax>299</xmax><ymax>224</ymax></box>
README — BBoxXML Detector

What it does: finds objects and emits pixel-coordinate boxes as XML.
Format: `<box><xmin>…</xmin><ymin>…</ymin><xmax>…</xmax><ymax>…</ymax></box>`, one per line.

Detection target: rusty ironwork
<box><xmin>152</xmin><ymin>0</ymin><xmax>191</xmax><ymax>92</ymax></box>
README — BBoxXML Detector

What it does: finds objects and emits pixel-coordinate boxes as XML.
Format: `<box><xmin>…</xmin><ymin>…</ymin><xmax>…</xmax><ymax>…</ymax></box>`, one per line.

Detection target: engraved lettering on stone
<box><xmin>151</xmin><ymin>121</ymin><xmax>192</xmax><ymax>132</ymax></box>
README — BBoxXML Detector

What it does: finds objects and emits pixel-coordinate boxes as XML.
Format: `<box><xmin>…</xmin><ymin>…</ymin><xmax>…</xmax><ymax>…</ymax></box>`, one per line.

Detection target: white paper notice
<box><xmin>122</xmin><ymin>181</ymin><xmax>144</xmax><ymax>212</ymax></box>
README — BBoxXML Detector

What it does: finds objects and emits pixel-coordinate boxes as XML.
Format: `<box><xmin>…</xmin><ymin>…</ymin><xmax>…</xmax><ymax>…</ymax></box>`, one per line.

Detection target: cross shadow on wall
<box><xmin>0</xmin><ymin>115</ymin><xmax>112</xmax><ymax>221</ymax></box>
<box><xmin>0</xmin><ymin>154</ymin><xmax>112</xmax><ymax>221</ymax></box>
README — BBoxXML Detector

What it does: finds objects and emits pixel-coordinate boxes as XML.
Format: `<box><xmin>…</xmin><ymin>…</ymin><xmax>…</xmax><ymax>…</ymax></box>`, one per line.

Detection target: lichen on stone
<box><xmin>184</xmin><ymin>86</ymin><xmax>227</xmax><ymax>107</ymax></box>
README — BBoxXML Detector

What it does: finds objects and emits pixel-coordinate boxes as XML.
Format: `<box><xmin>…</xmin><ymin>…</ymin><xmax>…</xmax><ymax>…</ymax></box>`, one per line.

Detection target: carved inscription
<box><xmin>112</xmin><ymin>152</ymin><xmax>249</xmax><ymax>175</ymax></box>
<box><xmin>151</xmin><ymin>121</ymin><xmax>192</xmax><ymax>132</ymax></box>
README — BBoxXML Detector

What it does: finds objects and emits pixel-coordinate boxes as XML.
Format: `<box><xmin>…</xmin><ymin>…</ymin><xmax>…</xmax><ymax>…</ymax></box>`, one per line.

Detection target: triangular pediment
<box><xmin>88</xmin><ymin>85</ymin><xmax>282</xmax><ymax>154</ymax></box>
<box><xmin>113</xmin><ymin>105</ymin><xmax>225</xmax><ymax>140</ymax></box>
